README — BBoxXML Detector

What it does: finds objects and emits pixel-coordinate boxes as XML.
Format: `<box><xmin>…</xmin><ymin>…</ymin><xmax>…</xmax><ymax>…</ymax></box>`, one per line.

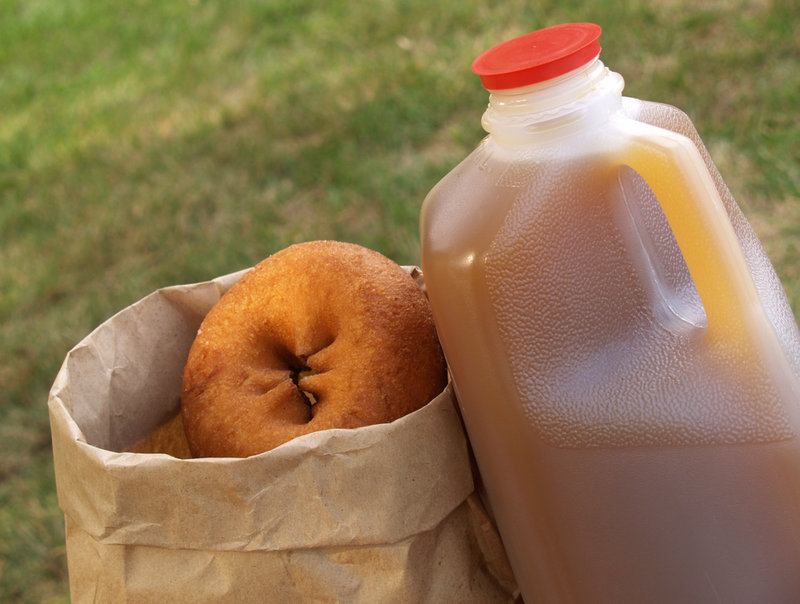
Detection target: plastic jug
<box><xmin>420</xmin><ymin>23</ymin><xmax>800</xmax><ymax>603</ymax></box>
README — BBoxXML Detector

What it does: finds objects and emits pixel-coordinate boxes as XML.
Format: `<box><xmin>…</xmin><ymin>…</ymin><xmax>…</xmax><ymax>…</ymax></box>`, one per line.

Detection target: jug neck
<box><xmin>481</xmin><ymin>57</ymin><xmax>625</xmax><ymax>144</ymax></box>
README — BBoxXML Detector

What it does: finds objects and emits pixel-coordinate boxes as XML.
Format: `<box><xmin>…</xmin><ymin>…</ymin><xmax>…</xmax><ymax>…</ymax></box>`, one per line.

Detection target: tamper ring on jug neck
<box><xmin>480</xmin><ymin>58</ymin><xmax>625</xmax><ymax>140</ymax></box>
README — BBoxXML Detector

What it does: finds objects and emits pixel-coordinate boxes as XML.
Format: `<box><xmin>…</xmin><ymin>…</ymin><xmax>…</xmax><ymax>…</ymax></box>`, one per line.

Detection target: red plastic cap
<box><xmin>472</xmin><ymin>23</ymin><xmax>602</xmax><ymax>90</ymax></box>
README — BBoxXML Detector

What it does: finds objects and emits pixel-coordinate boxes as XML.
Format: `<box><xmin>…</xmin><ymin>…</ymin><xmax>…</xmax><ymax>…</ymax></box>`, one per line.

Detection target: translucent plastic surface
<box><xmin>421</xmin><ymin>89</ymin><xmax>800</xmax><ymax>602</ymax></box>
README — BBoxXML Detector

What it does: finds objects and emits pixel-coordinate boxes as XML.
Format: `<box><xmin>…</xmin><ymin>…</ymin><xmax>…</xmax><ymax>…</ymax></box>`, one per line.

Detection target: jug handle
<box><xmin>617</xmin><ymin>123</ymin><xmax>764</xmax><ymax>347</ymax></box>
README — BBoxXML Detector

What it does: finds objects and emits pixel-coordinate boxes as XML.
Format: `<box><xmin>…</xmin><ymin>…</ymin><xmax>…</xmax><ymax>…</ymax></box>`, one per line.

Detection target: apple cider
<box><xmin>421</xmin><ymin>24</ymin><xmax>800</xmax><ymax>603</ymax></box>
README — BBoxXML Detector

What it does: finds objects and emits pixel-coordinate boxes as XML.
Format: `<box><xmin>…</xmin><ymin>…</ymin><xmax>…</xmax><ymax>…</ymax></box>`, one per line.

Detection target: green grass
<box><xmin>1</xmin><ymin>0</ymin><xmax>798</xmax><ymax>600</ymax></box>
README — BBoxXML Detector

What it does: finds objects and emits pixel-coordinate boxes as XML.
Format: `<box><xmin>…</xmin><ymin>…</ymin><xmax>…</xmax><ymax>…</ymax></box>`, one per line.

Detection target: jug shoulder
<box><xmin>622</xmin><ymin>97</ymin><xmax>701</xmax><ymax>143</ymax></box>
<box><xmin>420</xmin><ymin>142</ymin><xmax>520</xmax><ymax>258</ymax></box>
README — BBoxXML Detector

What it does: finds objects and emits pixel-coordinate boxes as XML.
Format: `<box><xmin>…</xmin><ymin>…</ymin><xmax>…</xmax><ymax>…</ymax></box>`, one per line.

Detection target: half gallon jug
<box><xmin>420</xmin><ymin>23</ymin><xmax>800</xmax><ymax>603</ymax></box>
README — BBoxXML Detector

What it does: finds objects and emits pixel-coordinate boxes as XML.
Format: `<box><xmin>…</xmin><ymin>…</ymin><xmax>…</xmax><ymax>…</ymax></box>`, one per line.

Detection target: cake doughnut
<box><xmin>181</xmin><ymin>240</ymin><xmax>447</xmax><ymax>457</ymax></box>
<box><xmin>125</xmin><ymin>408</ymin><xmax>192</xmax><ymax>459</ymax></box>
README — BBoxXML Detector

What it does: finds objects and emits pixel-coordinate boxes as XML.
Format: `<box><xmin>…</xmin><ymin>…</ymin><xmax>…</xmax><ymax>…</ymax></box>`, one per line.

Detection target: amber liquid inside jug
<box><xmin>421</xmin><ymin>97</ymin><xmax>800</xmax><ymax>603</ymax></box>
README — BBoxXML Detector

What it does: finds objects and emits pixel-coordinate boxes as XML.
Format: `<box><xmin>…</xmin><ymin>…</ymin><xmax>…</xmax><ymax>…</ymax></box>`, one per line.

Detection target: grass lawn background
<box><xmin>1</xmin><ymin>0</ymin><xmax>798</xmax><ymax>600</ymax></box>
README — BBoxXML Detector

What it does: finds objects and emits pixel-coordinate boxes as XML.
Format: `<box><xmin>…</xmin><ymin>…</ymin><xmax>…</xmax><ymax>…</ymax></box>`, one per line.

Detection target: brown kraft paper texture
<box><xmin>48</xmin><ymin>267</ymin><xmax>519</xmax><ymax>602</ymax></box>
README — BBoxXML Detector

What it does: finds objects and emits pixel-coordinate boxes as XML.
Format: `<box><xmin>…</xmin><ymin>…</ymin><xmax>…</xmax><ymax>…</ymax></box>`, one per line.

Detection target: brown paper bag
<box><xmin>48</xmin><ymin>267</ymin><xmax>519</xmax><ymax>602</ymax></box>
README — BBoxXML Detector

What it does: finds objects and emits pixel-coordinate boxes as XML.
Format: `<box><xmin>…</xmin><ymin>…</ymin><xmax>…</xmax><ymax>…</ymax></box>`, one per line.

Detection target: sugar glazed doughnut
<box><xmin>181</xmin><ymin>241</ymin><xmax>447</xmax><ymax>457</ymax></box>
